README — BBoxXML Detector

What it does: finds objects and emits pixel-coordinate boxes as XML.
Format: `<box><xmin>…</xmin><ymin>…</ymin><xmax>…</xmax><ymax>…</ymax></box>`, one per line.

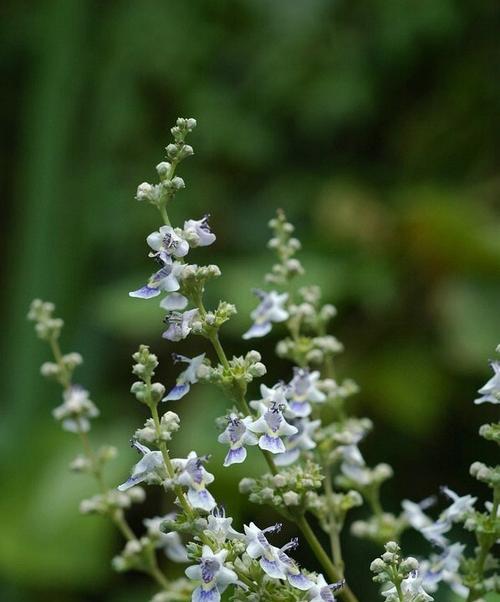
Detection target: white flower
<box><xmin>143</xmin><ymin>514</ymin><xmax>189</xmax><ymax>563</ymax></box>
<box><xmin>172</xmin><ymin>451</ymin><xmax>216</xmax><ymax>512</ymax></box>
<box><xmin>440</xmin><ymin>487</ymin><xmax>476</xmax><ymax>523</ymax></box>
<box><xmin>217</xmin><ymin>414</ymin><xmax>258</xmax><ymax>466</ymax></box>
<box><xmin>164</xmin><ymin>353</ymin><xmax>206</xmax><ymax>401</ymax></box>
<box><xmin>382</xmin><ymin>570</ymin><xmax>433</xmax><ymax>601</ymax></box>
<box><xmin>129</xmin><ymin>262</ymin><xmax>184</xmax><ymax>300</ymax></box>
<box><xmin>243</xmin><ymin>290</ymin><xmax>289</xmax><ymax>339</ymax></box>
<box><xmin>474</xmin><ymin>360</ymin><xmax>500</xmax><ymax>404</ymax></box>
<box><xmin>276</xmin><ymin>539</ymin><xmax>313</xmax><ymax>590</ymax></box>
<box><xmin>204</xmin><ymin>507</ymin><xmax>245</xmax><ymax>544</ymax></box>
<box><xmin>308</xmin><ymin>575</ymin><xmax>345</xmax><ymax>601</ymax></box>
<box><xmin>244</xmin><ymin>522</ymin><xmax>285</xmax><ymax>579</ymax></box>
<box><xmin>162</xmin><ymin>309</ymin><xmax>199</xmax><ymax>342</ymax></box>
<box><xmin>286</xmin><ymin>368</ymin><xmax>325</xmax><ymax>417</ymax></box>
<box><xmin>183</xmin><ymin>215</ymin><xmax>216</xmax><ymax>247</ymax></box>
<box><xmin>52</xmin><ymin>385</ymin><xmax>99</xmax><ymax>433</ymax></box>
<box><xmin>118</xmin><ymin>442</ymin><xmax>165</xmax><ymax>491</ymax></box>
<box><xmin>420</xmin><ymin>543</ymin><xmax>466</xmax><ymax>597</ymax></box>
<box><xmin>185</xmin><ymin>545</ymin><xmax>238</xmax><ymax>602</ymax></box>
<box><xmin>147</xmin><ymin>225</ymin><xmax>190</xmax><ymax>263</ymax></box>
<box><xmin>247</xmin><ymin>402</ymin><xmax>298</xmax><ymax>454</ymax></box>
<box><xmin>275</xmin><ymin>417</ymin><xmax>320</xmax><ymax>466</ymax></box>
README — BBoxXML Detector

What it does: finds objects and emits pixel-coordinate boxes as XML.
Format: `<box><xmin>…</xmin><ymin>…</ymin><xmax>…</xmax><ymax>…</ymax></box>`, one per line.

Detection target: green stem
<box><xmin>295</xmin><ymin>515</ymin><xmax>358</xmax><ymax>602</ymax></box>
<box><xmin>324</xmin><ymin>466</ymin><xmax>345</xmax><ymax>575</ymax></box>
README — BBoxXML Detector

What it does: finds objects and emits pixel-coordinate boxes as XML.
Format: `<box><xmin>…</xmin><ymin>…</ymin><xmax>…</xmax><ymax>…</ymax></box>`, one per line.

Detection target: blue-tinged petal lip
<box><xmin>224</xmin><ymin>446</ymin><xmax>246</xmax><ymax>466</ymax></box>
<box><xmin>259</xmin><ymin>434</ymin><xmax>285</xmax><ymax>454</ymax></box>
<box><xmin>287</xmin><ymin>572</ymin><xmax>313</xmax><ymax>590</ymax></box>
<box><xmin>192</xmin><ymin>585</ymin><xmax>220</xmax><ymax>602</ymax></box>
<box><xmin>260</xmin><ymin>557</ymin><xmax>285</xmax><ymax>579</ymax></box>
<box><xmin>242</xmin><ymin>321</ymin><xmax>272</xmax><ymax>340</ymax></box>
<box><xmin>129</xmin><ymin>285</ymin><xmax>161</xmax><ymax>299</ymax></box>
<box><xmin>163</xmin><ymin>383</ymin><xmax>190</xmax><ymax>402</ymax></box>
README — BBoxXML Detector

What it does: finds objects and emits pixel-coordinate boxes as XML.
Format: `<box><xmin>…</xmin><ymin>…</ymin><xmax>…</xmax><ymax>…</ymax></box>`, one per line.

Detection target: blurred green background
<box><xmin>1</xmin><ymin>0</ymin><xmax>500</xmax><ymax>600</ymax></box>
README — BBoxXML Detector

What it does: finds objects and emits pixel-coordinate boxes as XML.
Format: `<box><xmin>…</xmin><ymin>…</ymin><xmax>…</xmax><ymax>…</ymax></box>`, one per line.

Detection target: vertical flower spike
<box><xmin>117</xmin><ymin>441</ymin><xmax>165</xmax><ymax>491</ymax></box>
<box><xmin>162</xmin><ymin>309</ymin><xmax>199</xmax><ymax>342</ymax></box>
<box><xmin>286</xmin><ymin>368</ymin><xmax>326</xmax><ymax>417</ymax></box>
<box><xmin>474</xmin><ymin>360</ymin><xmax>500</xmax><ymax>404</ymax></box>
<box><xmin>217</xmin><ymin>414</ymin><xmax>258</xmax><ymax>466</ymax></box>
<box><xmin>247</xmin><ymin>402</ymin><xmax>298</xmax><ymax>454</ymax></box>
<box><xmin>242</xmin><ymin>289</ymin><xmax>289</xmax><ymax>339</ymax></box>
<box><xmin>163</xmin><ymin>353</ymin><xmax>206</xmax><ymax>401</ymax></box>
<box><xmin>173</xmin><ymin>451</ymin><xmax>216</xmax><ymax>512</ymax></box>
<box><xmin>183</xmin><ymin>215</ymin><xmax>216</xmax><ymax>247</ymax></box>
<box><xmin>185</xmin><ymin>546</ymin><xmax>238</xmax><ymax>602</ymax></box>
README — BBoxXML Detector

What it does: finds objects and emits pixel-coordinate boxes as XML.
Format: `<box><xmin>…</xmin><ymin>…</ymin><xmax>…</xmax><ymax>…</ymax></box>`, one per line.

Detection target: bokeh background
<box><xmin>1</xmin><ymin>1</ymin><xmax>500</xmax><ymax>600</ymax></box>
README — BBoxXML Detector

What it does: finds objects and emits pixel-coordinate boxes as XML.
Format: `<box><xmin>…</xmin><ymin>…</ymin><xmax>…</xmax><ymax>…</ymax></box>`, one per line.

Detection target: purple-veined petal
<box><xmin>163</xmin><ymin>382</ymin><xmax>190</xmax><ymax>402</ymax></box>
<box><xmin>260</xmin><ymin>557</ymin><xmax>286</xmax><ymax>579</ymax></box>
<box><xmin>223</xmin><ymin>446</ymin><xmax>247</xmax><ymax>467</ymax></box>
<box><xmin>242</xmin><ymin>321</ymin><xmax>272</xmax><ymax>340</ymax></box>
<box><xmin>192</xmin><ymin>585</ymin><xmax>220</xmax><ymax>602</ymax></box>
<box><xmin>259</xmin><ymin>434</ymin><xmax>286</xmax><ymax>454</ymax></box>
<box><xmin>287</xmin><ymin>572</ymin><xmax>313</xmax><ymax>590</ymax></box>
<box><xmin>129</xmin><ymin>285</ymin><xmax>161</xmax><ymax>299</ymax></box>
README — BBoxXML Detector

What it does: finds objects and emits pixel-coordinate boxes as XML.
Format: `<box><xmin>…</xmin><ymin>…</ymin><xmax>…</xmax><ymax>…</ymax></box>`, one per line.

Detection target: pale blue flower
<box><xmin>129</xmin><ymin>262</ymin><xmax>184</xmax><ymax>300</ymax></box>
<box><xmin>118</xmin><ymin>441</ymin><xmax>165</xmax><ymax>491</ymax></box>
<box><xmin>440</xmin><ymin>487</ymin><xmax>476</xmax><ymax>523</ymax></box>
<box><xmin>308</xmin><ymin>575</ymin><xmax>345</xmax><ymax>602</ymax></box>
<box><xmin>217</xmin><ymin>414</ymin><xmax>258</xmax><ymax>466</ymax></box>
<box><xmin>277</xmin><ymin>538</ymin><xmax>313</xmax><ymax>590</ymax></box>
<box><xmin>274</xmin><ymin>417</ymin><xmax>320</xmax><ymax>466</ymax></box>
<box><xmin>286</xmin><ymin>368</ymin><xmax>325</xmax><ymax>417</ymax></box>
<box><xmin>164</xmin><ymin>353</ymin><xmax>206</xmax><ymax>401</ymax></box>
<box><xmin>143</xmin><ymin>513</ymin><xmax>189</xmax><ymax>563</ymax></box>
<box><xmin>474</xmin><ymin>360</ymin><xmax>500</xmax><ymax>404</ymax></box>
<box><xmin>247</xmin><ymin>402</ymin><xmax>298</xmax><ymax>454</ymax></box>
<box><xmin>243</xmin><ymin>290</ymin><xmax>289</xmax><ymax>339</ymax></box>
<box><xmin>205</xmin><ymin>506</ymin><xmax>245</xmax><ymax>544</ymax></box>
<box><xmin>173</xmin><ymin>451</ymin><xmax>216</xmax><ymax>512</ymax></box>
<box><xmin>185</xmin><ymin>545</ymin><xmax>238</xmax><ymax>602</ymax></box>
<box><xmin>147</xmin><ymin>225</ymin><xmax>189</xmax><ymax>263</ymax></box>
<box><xmin>162</xmin><ymin>308</ymin><xmax>199</xmax><ymax>342</ymax></box>
<box><xmin>244</xmin><ymin>522</ymin><xmax>285</xmax><ymax>579</ymax></box>
<box><xmin>381</xmin><ymin>570</ymin><xmax>433</xmax><ymax>601</ymax></box>
<box><xmin>183</xmin><ymin>215</ymin><xmax>216</xmax><ymax>247</ymax></box>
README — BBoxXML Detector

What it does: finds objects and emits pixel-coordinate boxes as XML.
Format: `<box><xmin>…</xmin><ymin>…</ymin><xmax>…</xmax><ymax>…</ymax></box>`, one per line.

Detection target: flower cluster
<box><xmin>28</xmin><ymin>117</ymin><xmax>498</xmax><ymax>602</ymax></box>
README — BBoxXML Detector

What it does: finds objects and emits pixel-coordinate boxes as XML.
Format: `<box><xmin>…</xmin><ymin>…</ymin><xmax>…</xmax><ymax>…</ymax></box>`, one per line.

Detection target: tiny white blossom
<box><xmin>243</xmin><ymin>290</ymin><xmax>289</xmax><ymax>339</ymax></box>
<box><xmin>185</xmin><ymin>545</ymin><xmax>238</xmax><ymax>602</ymax></box>
<box><xmin>382</xmin><ymin>570</ymin><xmax>433</xmax><ymax>601</ymax></box>
<box><xmin>118</xmin><ymin>441</ymin><xmax>165</xmax><ymax>491</ymax></box>
<box><xmin>440</xmin><ymin>487</ymin><xmax>476</xmax><ymax>523</ymax></box>
<box><xmin>52</xmin><ymin>385</ymin><xmax>99</xmax><ymax>433</ymax></box>
<box><xmin>164</xmin><ymin>353</ymin><xmax>206</xmax><ymax>401</ymax></box>
<box><xmin>474</xmin><ymin>360</ymin><xmax>500</xmax><ymax>404</ymax></box>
